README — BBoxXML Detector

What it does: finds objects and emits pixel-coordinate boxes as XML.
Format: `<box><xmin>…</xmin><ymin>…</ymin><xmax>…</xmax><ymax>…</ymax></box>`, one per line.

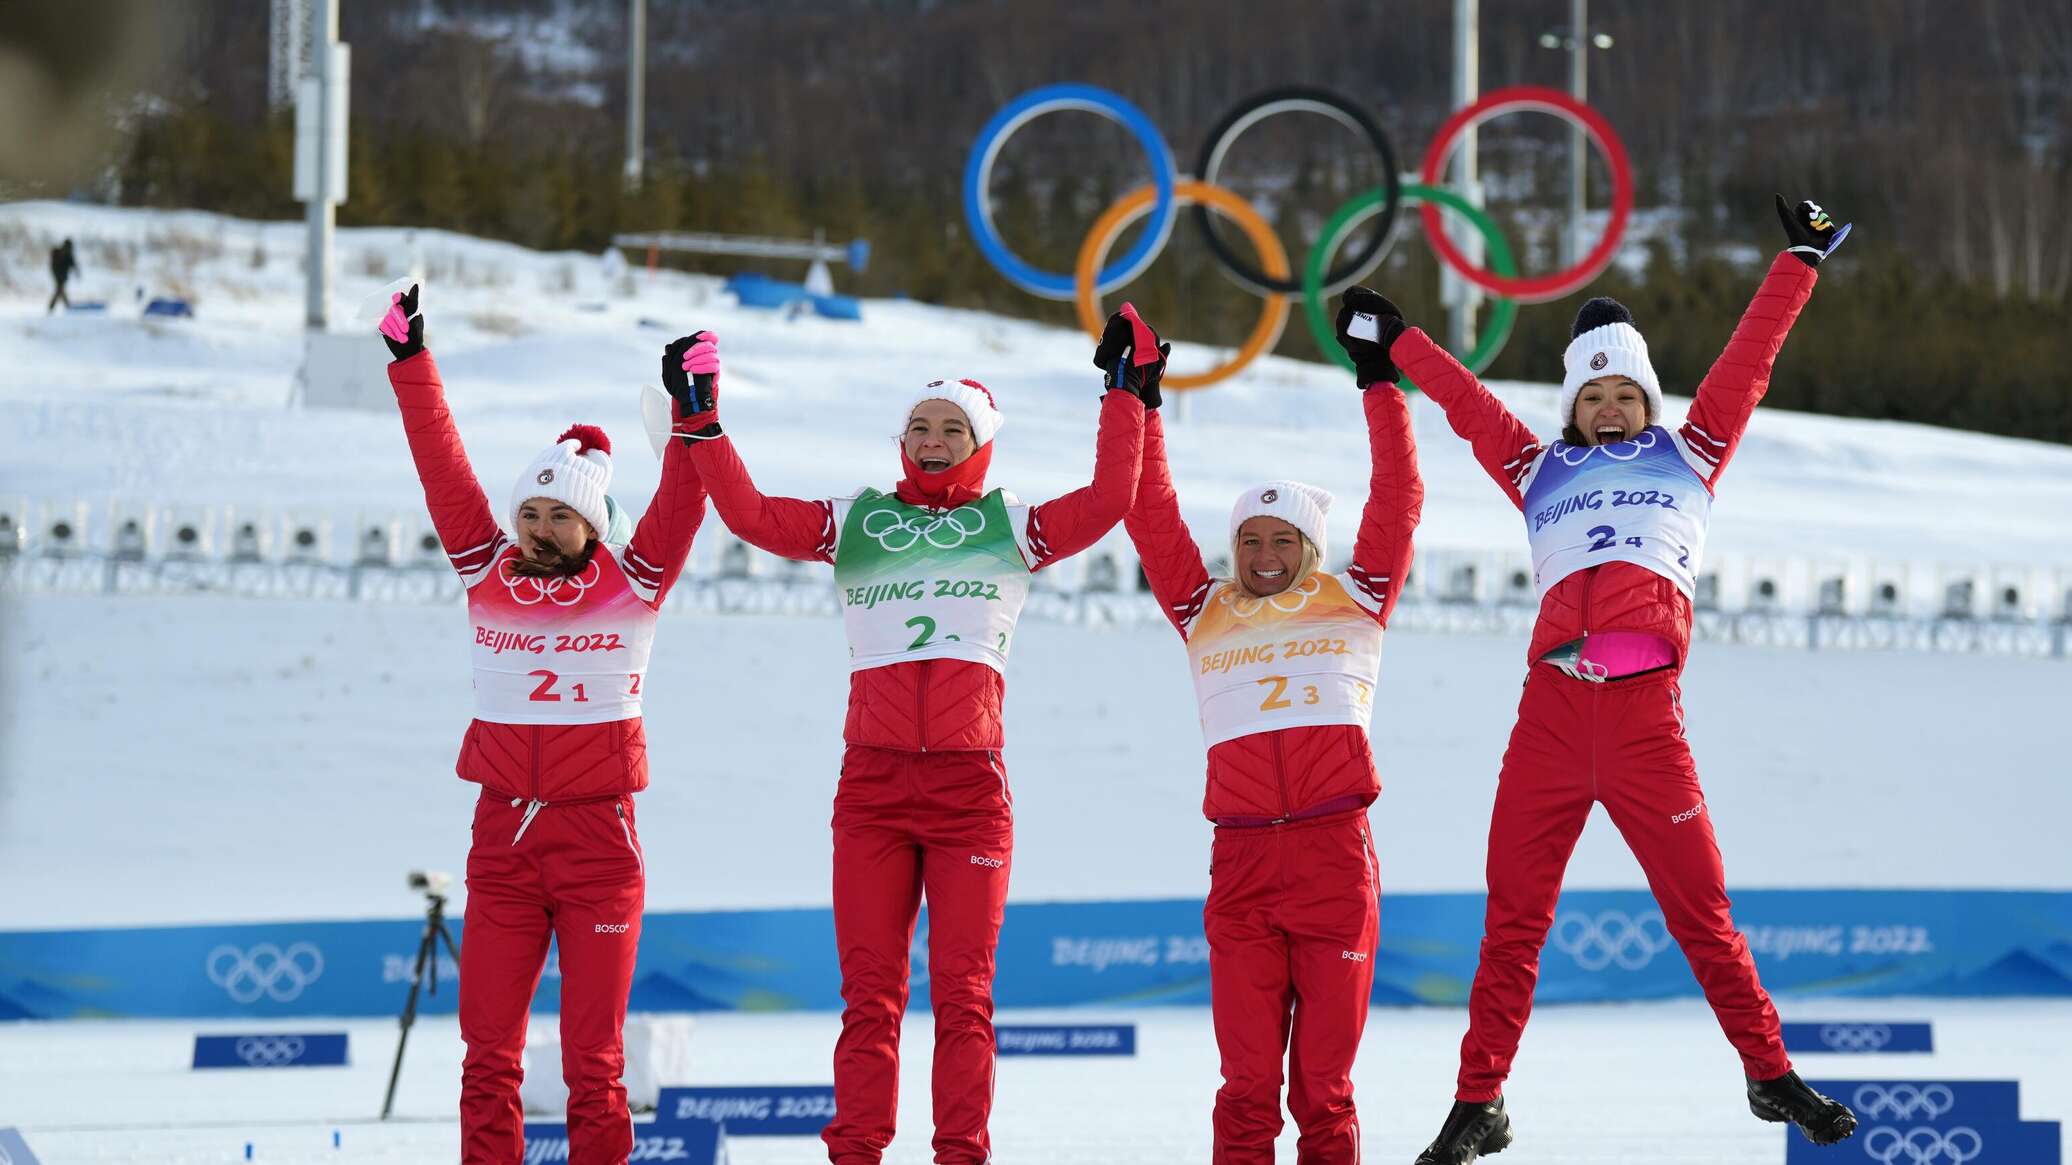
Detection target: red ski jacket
<box><xmin>1126</xmin><ymin>388</ymin><xmax>1423</xmax><ymax>822</ymax></box>
<box><xmin>688</xmin><ymin>389</ymin><xmax>1145</xmax><ymax>753</ymax></box>
<box><xmin>1395</xmin><ymin>251</ymin><xmax>1817</xmax><ymax>668</ymax></box>
<box><xmin>390</xmin><ymin>350</ymin><xmax>708</xmax><ymax>800</ymax></box>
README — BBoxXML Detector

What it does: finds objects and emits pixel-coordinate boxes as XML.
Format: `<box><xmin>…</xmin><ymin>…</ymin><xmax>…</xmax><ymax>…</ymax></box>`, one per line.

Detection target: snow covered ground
<box><xmin>7</xmin><ymin>998</ymin><xmax>2070</xmax><ymax>1163</ymax></box>
<box><xmin>1</xmin><ymin>202</ymin><xmax>2067</xmax><ymax>1162</ymax></box>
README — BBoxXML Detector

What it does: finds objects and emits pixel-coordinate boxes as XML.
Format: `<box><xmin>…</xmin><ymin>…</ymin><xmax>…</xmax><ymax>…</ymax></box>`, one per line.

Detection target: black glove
<box><xmin>661</xmin><ymin>330</ymin><xmax>720</xmax><ymax>439</ymax></box>
<box><xmin>1091</xmin><ymin>302</ymin><xmax>1170</xmax><ymax>410</ymax></box>
<box><xmin>1334</xmin><ymin>286</ymin><xmax>1406</xmax><ymax>387</ymax></box>
<box><xmin>1775</xmin><ymin>194</ymin><xmax>1848</xmax><ymax>268</ymax></box>
<box><xmin>379</xmin><ymin>283</ymin><xmax>424</xmax><ymax>361</ymax></box>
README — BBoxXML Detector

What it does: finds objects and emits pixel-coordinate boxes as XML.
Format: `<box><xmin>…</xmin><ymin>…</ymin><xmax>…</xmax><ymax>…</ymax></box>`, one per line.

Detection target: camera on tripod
<box><xmin>384</xmin><ymin>867</ymin><xmax>462</xmax><ymax>1119</ymax></box>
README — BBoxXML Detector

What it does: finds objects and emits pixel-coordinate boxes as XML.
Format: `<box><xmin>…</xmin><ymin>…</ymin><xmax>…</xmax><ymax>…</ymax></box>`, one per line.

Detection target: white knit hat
<box><xmin>511</xmin><ymin>424</ymin><xmax>613</xmax><ymax>540</ymax></box>
<box><xmin>1559</xmin><ymin>298</ymin><xmax>1662</xmax><ymax>432</ymax></box>
<box><xmin>1229</xmin><ymin>480</ymin><xmax>1333</xmax><ymax>564</ymax></box>
<box><xmin>910</xmin><ymin>377</ymin><xmax>1003</xmax><ymax>447</ymax></box>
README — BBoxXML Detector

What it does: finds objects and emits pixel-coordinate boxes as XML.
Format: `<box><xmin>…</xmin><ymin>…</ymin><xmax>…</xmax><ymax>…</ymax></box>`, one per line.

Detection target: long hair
<box><xmin>1224</xmin><ymin>533</ymin><xmax>1322</xmax><ymax>601</ymax></box>
<box><xmin>506</xmin><ymin>536</ymin><xmax>600</xmax><ymax>578</ymax></box>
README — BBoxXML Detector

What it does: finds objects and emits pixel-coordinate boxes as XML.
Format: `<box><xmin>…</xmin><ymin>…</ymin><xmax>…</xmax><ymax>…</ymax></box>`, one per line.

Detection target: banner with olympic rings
<box><xmin>963</xmin><ymin>84</ymin><xmax>1633</xmax><ymax>389</ymax></box>
<box><xmin>0</xmin><ymin>888</ymin><xmax>2065</xmax><ymax>1019</ymax></box>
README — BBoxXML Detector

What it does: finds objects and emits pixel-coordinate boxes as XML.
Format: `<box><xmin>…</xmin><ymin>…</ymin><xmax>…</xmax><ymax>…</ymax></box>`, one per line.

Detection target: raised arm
<box><xmin>1336</xmin><ymin>287</ymin><xmax>1541</xmax><ymax>510</ymax></box>
<box><xmin>1677</xmin><ymin>196</ymin><xmax>1838</xmax><ymax>489</ymax></box>
<box><xmin>620</xmin><ymin>434</ymin><xmax>709</xmax><ymax>608</ymax></box>
<box><xmin>1123</xmin><ymin>410</ymin><xmax>1214</xmax><ymax>638</ymax></box>
<box><xmin>663</xmin><ymin>332</ymin><xmax>837</xmax><ymax>563</ymax></box>
<box><xmin>379</xmin><ymin>287</ymin><xmax>505</xmax><ymax>583</ymax></box>
<box><xmin>1021</xmin><ymin>304</ymin><xmax>1161</xmax><ymax>569</ymax></box>
<box><xmin>1344</xmin><ymin>383</ymin><xmax>1423</xmax><ymax>626</ymax></box>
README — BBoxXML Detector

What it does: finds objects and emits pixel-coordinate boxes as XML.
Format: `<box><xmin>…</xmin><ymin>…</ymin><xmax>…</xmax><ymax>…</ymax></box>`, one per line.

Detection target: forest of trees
<box><xmin>76</xmin><ymin>0</ymin><xmax>2072</xmax><ymax>443</ymax></box>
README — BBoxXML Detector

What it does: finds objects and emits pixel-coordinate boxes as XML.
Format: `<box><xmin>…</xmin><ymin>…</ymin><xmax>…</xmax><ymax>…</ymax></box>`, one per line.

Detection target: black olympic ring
<box><xmin>1192</xmin><ymin>87</ymin><xmax>1402</xmax><ymax>297</ymax></box>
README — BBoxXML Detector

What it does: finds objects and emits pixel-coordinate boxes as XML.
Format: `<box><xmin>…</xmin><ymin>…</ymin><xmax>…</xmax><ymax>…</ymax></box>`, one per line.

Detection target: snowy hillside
<box><xmin>1</xmin><ymin>201</ymin><xmax>2068</xmax><ymax>930</ymax></box>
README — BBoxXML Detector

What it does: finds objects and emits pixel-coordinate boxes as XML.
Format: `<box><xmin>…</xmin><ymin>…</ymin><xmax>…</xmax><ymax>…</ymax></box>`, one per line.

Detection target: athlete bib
<box><xmin>1186</xmin><ymin>574</ymin><xmax>1384</xmax><ymax>749</ymax></box>
<box><xmin>832</xmin><ymin>488</ymin><xmax>1034</xmax><ymax>674</ymax></box>
<box><xmin>1520</xmin><ymin>426</ymin><xmax>1713</xmax><ymax>600</ymax></box>
<box><xmin>467</xmin><ymin>545</ymin><xmax>658</xmax><ymax>724</ymax></box>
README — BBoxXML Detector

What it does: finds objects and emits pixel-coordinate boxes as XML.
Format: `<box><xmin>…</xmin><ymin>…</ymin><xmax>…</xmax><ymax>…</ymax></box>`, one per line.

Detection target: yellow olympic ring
<box><xmin>1074</xmin><ymin>180</ymin><xmax>1290</xmax><ymax>391</ymax></box>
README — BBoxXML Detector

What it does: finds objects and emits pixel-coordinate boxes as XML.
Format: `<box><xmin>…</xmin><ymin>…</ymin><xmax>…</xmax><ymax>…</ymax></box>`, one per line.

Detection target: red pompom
<box><xmin>558</xmin><ymin>424</ymin><xmax>611</xmax><ymax>455</ymax></box>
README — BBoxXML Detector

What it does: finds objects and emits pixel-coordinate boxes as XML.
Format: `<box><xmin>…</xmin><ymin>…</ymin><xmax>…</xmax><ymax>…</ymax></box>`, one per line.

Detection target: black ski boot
<box><xmin>1748</xmin><ymin>1069</ymin><xmax>1858</xmax><ymax>1144</ymax></box>
<box><xmin>1413</xmin><ymin>1096</ymin><xmax>1513</xmax><ymax>1164</ymax></box>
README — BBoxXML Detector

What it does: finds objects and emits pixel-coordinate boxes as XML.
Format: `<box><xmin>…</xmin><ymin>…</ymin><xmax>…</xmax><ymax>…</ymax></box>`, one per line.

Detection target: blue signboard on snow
<box><xmin>1809</xmin><ymin>1079</ymin><xmax>2023</xmax><ymax>1124</ymax></box>
<box><xmin>2</xmin><ymin>889</ymin><xmax>2069</xmax><ymax>1019</ymax></box>
<box><xmin>520</xmin><ymin>1118</ymin><xmax>723</xmax><ymax>1164</ymax></box>
<box><xmin>1785</xmin><ymin>1120</ymin><xmax>2060</xmax><ymax>1164</ymax></box>
<box><xmin>1781</xmin><ymin>1021</ymin><xmax>1933</xmax><ymax>1054</ymax></box>
<box><xmin>0</xmin><ymin>1128</ymin><xmax>45</xmax><ymax>1165</ymax></box>
<box><xmin>659</xmin><ymin>1086</ymin><xmax>835</xmax><ymax>1136</ymax></box>
<box><xmin>995</xmin><ymin>1024</ymin><xmax>1136</xmax><ymax>1056</ymax></box>
<box><xmin>193</xmin><ymin>1031</ymin><xmax>348</xmax><ymax>1069</ymax></box>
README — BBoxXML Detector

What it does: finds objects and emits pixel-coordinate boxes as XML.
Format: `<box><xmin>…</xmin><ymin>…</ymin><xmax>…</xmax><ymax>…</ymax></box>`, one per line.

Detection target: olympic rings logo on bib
<box><xmin>498</xmin><ymin>553</ymin><xmax>602</xmax><ymax>606</ymax></box>
<box><xmin>861</xmin><ymin>505</ymin><xmax>987</xmax><ymax>552</ymax></box>
<box><xmin>964</xmin><ymin>84</ymin><xmax>1631</xmax><ymax>389</ymax></box>
<box><xmin>1552</xmin><ymin>426</ymin><xmax>1660</xmax><ymax>465</ymax></box>
<box><xmin>1222</xmin><ymin>574</ymin><xmax>1321</xmax><ymax>617</ymax></box>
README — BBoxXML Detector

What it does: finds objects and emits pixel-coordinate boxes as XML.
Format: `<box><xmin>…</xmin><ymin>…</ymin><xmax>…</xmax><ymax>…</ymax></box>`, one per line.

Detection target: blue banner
<box><xmin>1807</xmin><ymin>1080</ymin><xmax>2022</xmax><ymax>1124</ymax></box>
<box><xmin>0</xmin><ymin>1128</ymin><xmax>45</xmax><ymax>1165</ymax></box>
<box><xmin>192</xmin><ymin>1032</ymin><xmax>349</xmax><ymax>1069</ymax></box>
<box><xmin>995</xmin><ymin>1024</ymin><xmax>1136</xmax><ymax>1056</ymax></box>
<box><xmin>2</xmin><ymin>890</ymin><xmax>2067</xmax><ymax>1018</ymax></box>
<box><xmin>658</xmin><ymin>1086</ymin><xmax>835</xmax><ymax>1136</ymax></box>
<box><xmin>1781</xmin><ymin>1021</ymin><xmax>1933</xmax><ymax>1054</ymax></box>
<box><xmin>1786</xmin><ymin>1122</ymin><xmax>2059</xmax><ymax>1165</ymax></box>
<box><xmin>519</xmin><ymin>1120</ymin><xmax>722</xmax><ymax>1164</ymax></box>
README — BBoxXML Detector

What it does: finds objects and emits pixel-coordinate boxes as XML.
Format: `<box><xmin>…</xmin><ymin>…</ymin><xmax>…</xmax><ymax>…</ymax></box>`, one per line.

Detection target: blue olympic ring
<box><xmin>961</xmin><ymin>83</ymin><xmax>1177</xmax><ymax>301</ymax></box>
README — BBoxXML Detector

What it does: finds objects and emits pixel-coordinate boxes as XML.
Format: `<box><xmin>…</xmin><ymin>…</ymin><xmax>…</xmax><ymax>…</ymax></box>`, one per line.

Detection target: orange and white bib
<box><xmin>1185</xmin><ymin>573</ymin><xmax>1384</xmax><ymax>749</ymax></box>
<box><xmin>466</xmin><ymin>545</ymin><xmax>658</xmax><ymax>724</ymax></box>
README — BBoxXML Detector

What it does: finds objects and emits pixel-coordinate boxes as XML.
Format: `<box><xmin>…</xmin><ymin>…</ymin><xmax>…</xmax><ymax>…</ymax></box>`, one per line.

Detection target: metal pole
<box><xmin>303</xmin><ymin>0</ymin><xmax>336</xmax><ymax>330</ymax></box>
<box><xmin>1568</xmin><ymin>0</ymin><xmax>1587</xmax><ymax>267</ymax></box>
<box><xmin>1446</xmin><ymin>0</ymin><xmax>1481</xmax><ymax>356</ymax></box>
<box><xmin>624</xmin><ymin>0</ymin><xmax>646</xmax><ymax>189</ymax></box>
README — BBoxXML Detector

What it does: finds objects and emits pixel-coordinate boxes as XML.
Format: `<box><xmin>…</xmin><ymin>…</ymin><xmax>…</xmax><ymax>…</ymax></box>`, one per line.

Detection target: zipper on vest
<box><xmin>1271</xmin><ymin>732</ymin><xmax>1290</xmax><ymax>821</ymax></box>
<box><xmin>530</xmin><ymin>724</ymin><xmax>542</xmax><ymax>801</ymax></box>
<box><xmin>915</xmin><ymin>659</ymin><xmax>930</xmax><ymax>752</ymax></box>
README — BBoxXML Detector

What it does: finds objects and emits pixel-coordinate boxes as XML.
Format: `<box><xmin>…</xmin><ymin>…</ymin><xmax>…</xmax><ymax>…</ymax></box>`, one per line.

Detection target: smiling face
<box><xmin>1572</xmin><ymin>376</ymin><xmax>1649</xmax><ymax>445</ymax></box>
<box><xmin>903</xmin><ymin>400</ymin><xmax>978</xmax><ymax>472</ymax></box>
<box><xmin>515</xmin><ymin>498</ymin><xmax>595</xmax><ymax>566</ymax></box>
<box><xmin>1234</xmin><ymin>516</ymin><xmax>1310</xmax><ymax>597</ymax></box>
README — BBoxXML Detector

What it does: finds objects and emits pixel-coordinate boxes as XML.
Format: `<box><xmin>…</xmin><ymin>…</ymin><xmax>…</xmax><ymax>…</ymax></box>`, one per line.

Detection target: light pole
<box><xmin>625</xmin><ymin>0</ymin><xmax>646</xmax><ymax>189</ymax></box>
<box><xmin>1539</xmin><ymin>2</ymin><xmax>1613</xmax><ymax>268</ymax></box>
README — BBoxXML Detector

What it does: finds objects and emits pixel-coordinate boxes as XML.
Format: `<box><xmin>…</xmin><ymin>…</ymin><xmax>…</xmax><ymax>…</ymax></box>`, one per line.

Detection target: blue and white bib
<box><xmin>1519</xmin><ymin>426</ymin><xmax>1712</xmax><ymax>600</ymax></box>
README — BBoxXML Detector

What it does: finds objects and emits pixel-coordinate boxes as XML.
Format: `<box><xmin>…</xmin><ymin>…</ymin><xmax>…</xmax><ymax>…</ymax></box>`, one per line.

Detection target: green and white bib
<box><xmin>832</xmin><ymin>488</ymin><xmax>1035</xmax><ymax>674</ymax></box>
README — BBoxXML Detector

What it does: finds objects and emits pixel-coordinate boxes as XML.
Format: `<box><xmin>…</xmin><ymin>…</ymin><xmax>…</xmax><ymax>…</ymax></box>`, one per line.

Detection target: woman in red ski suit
<box><xmin>665</xmin><ymin>307</ymin><xmax>1159</xmax><ymax>1165</ymax></box>
<box><xmin>1363</xmin><ymin>199</ymin><xmax>1861</xmax><ymax>1165</ymax></box>
<box><xmin>1125</xmin><ymin>326</ymin><xmax>1422</xmax><ymax>1164</ymax></box>
<box><xmin>380</xmin><ymin>289</ymin><xmax>709</xmax><ymax>1164</ymax></box>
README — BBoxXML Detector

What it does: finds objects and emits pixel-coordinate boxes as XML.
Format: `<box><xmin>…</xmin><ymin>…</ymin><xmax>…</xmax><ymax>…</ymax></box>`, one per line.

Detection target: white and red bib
<box><xmin>1185</xmin><ymin>573</ymin><xmax>1384</xmax><ymax>749</ymax></box>
<box><xmin>466</xmin><ymin>545</ymin><xmax>658</xmax><ymax>724</ymax></box>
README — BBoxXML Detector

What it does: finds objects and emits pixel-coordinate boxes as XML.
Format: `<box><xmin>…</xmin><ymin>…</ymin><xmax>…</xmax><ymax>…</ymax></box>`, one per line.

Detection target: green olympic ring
<box><xmin>1302</xmin><ymin>182</ymin><xmax>1519</xmax><ymax>389</ymax></box>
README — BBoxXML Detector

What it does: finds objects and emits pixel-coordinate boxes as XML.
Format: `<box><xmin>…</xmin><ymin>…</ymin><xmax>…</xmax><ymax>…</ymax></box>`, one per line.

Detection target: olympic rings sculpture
<box><xmin>963</xmin><ymin>83</ymin><xmax>1633</xmax><ymax>389</ymax></box>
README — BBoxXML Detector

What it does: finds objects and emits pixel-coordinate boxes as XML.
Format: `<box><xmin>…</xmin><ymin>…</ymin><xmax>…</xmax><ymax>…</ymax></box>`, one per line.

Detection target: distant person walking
<box><xmin>47</xmin><ymin>238</ymin><xmax>78</xmax><ymax>314</ymax></box>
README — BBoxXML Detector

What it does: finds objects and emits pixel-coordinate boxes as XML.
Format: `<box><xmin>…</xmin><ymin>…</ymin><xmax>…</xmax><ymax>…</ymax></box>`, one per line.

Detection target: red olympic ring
<box><xmin>1418</xmin><ymin>86</ymin><xmax>1633</xmax><ymax>304</ymax></box>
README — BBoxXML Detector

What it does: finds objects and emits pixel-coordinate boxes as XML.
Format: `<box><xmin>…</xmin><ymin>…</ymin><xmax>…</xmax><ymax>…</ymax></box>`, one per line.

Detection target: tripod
<box><xmin>381</xmin><ymin>886</ymin><xmax>462</xmax><ymax>1119</ymax></box>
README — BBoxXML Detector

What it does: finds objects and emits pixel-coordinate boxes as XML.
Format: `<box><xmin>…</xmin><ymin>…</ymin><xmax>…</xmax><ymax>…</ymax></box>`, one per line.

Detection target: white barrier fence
<box><xmin>1</xmin><ymin>496</ymin><xmax>2067</xmax><ymax>659</ymax></box>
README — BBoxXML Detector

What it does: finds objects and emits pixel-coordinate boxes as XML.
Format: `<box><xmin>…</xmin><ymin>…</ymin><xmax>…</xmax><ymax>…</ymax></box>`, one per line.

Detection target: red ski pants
<box><xmin>1455</xmin><ymin>667</ymin><xmax>1790</xmax><ymax>1101</ymax></box>
<box><xmin>822</xmin><ymin>745</ymin><xmax>1013</xmax><ymax>1165</ymax></box>
<box><xmin>1206</xmin><ymin>809</ymin><xmax>1380</xmax><ymax>1165</ymax></box>
<box><xmin>459</xmin><ymin>791</ymin><xmax>646</xmax><ymax>1165</ymax></box>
